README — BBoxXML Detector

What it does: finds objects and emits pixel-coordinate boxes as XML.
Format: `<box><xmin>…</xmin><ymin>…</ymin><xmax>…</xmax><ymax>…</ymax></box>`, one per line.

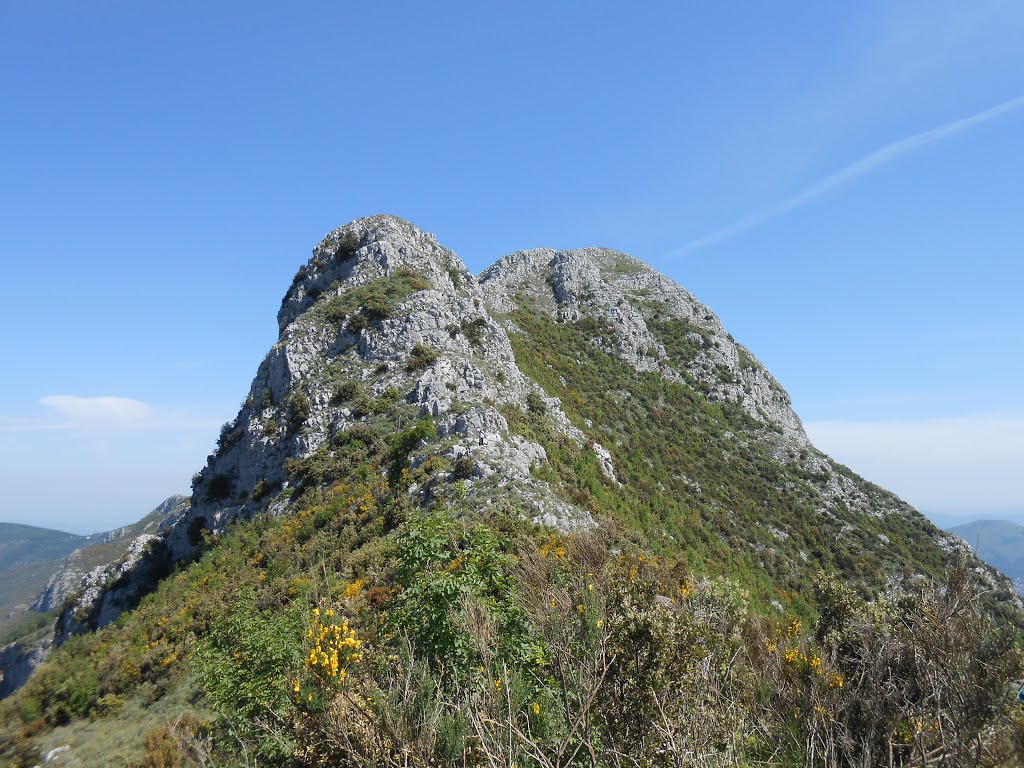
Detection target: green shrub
<box><xmin>206</xmin><ymin>473</ymin><xmax>232</xmax><ymax>502</ymax></box>
<box><xmin>333</xmin><ymin>379</ymin><xmax>362</xmax><ymax>404</ymax></box>
<box><xmin>460</xmin><ymin>317</ymin><xmax>487</xmax><ymax>346</ymax></box>
<box><xmin>334</xmin><ymin>232</ymin><xmax>360</xmax><ymax>259</ymax></box>
<box><xmin>314</xmin><ymin>272</ymin><xmax>431</xmax><ymax>326</ymax></box>
<box><xmin>252</xmin><ymin>479</ymin><xmax>268</xmax><ymax>501</ymax></box>
<box><xmin>388</xmin><ymin>508</ymin><xmax>535</xmax><ymax>674</ymax></box>
<box><xmin>407</xmin><ymin>343</ymin><xmax>440</xmax><ymax>371</ymax></box>
<box><xmin>346</xmin><ymin>312</ymin><xmax>368</xmax><ymax>333</ymax></box>
<box><xmin>451</xmin><ymin>456</ymin><xmax>475</xmax><ymax>480</ymax></box>
<box><xmin>193</xmin><ymin>591</ymin><xmax>305</xmax><ymax>761</ymax></box>
<box><xmin>387</xmin><ymin>418</ymin><xmax>437</xmax><ymax>484</ymax></box>
<box><xmin>217</xmin><ymin>421</ymin><xmax>244</xmax><ymax>450</ymax></box>
<box><xmin>288</xmin><ymin>391</ymin><xmax>311</xmax><ymax>428</ymax></box>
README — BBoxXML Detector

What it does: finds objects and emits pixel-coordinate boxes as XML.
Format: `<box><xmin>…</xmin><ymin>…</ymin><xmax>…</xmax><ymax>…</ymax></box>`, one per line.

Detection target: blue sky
<box><xmin>1</xmin><ymin>1</ymin><xmax>1021</xmax><ymax>533</ymax></box>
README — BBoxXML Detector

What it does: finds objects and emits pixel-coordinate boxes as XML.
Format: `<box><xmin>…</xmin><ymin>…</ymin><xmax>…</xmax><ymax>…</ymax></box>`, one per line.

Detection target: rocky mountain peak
<box><xmin>4</xmin><ymin>215</ymin><xmax>1020</xmax><ymax>707</ymax></box>
<box><xmin>480</xmin><ymin>246</ymin><xmax>807</xmax><ymax>444</ymax></box>
<box><xmin>277</xmin><ymin>215</ymin><xmax>471</xmax><ymax>332</ymax></box>
<box><xmin>177</xmin><ymin>217</ymin><xmax>591</xmax><ymax>552</ymax></box>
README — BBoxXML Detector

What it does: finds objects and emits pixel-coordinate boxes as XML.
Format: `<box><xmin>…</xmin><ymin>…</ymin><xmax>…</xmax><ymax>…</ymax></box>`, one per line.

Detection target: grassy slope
<box><xmin>0</xmin><ymin>303</ymin><xmax>1003</xmax><ymax>764</ymax></box>
<box><xmin>502</xmin><ymin>309</ymin><xmax>954</xmax><ymax>613</ymax></box>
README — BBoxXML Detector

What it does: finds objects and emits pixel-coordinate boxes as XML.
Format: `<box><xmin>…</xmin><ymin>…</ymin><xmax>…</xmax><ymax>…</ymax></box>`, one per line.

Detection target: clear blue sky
<box><xmin>1</xmin><ymin>1</ymin><xmax>1021</xmax><ymax>533</ymax></box>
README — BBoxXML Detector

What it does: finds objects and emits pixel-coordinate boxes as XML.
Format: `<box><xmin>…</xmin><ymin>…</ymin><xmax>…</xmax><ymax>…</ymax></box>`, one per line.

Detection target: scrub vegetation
<box><xmin>1</xmin><ymin>284</ymin><xmax>1021</xmax><ymax>768</ymax></box>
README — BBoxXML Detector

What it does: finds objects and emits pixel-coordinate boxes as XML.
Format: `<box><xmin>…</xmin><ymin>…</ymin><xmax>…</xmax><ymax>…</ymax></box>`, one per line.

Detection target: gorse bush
<box><xmin>755</xmin><ymin>557</ymin><xmax>1024</xmax><ymax>767</ymax></box>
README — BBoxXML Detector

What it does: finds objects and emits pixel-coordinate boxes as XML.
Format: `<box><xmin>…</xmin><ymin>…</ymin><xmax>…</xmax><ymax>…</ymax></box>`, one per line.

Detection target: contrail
<box><xmin>675</xmin><ymin>95</ymin><xmax>1024</xmax><ymax>255</ymax></box>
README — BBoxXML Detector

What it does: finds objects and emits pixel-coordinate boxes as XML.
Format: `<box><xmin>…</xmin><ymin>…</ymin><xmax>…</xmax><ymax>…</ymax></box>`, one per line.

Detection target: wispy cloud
<box><xmin>39</xmin><ymin>395</ymin><xmax>153</xmax><ymax>429</ymax></box>
<box><xmin>676</xmin><ymin>95</ymin><xmax>1024</xmax><ymax>255</ymax></box>
<box><xmin>0</xmin><ymin>395</ymin><xmax>224</xmax><ymax>433</ymax></box>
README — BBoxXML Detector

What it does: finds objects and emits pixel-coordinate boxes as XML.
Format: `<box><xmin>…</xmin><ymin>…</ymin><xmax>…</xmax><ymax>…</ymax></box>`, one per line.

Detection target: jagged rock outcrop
<box><xmin>36</xmin><ymin>214</ymin><xmax>1018</xmax><ymax>666</ymax></box>
<box><xmin>33</xmin><ymin>495</ymin><xmax>189</xmax><ymax>614</ymax></box>
<box><xmin>0</xmin><ymin>632</ymin><xmax>50</xmax><ymax>700</ymax></box>
<box><xmin>50</xmin><ymin>216</ymin><xmax>595</xmax><ymax>650</ymax></box>
<box><xmin>0</xmin><ymin>497</ymin><xmax>191</xmax><ymax>702</ymax></box>
<box><xmin>479</xmin><ymin>247</ymin><xmax>806</xmax><ymax>444</ymax></box>
<box><xmin>177</xmin><ymin>215</ymin><xmax>588</xmax><ymax>550</ymax></box>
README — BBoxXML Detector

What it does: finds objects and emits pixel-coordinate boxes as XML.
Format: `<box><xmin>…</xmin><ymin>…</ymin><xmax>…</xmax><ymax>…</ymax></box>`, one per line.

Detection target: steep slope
<box><xmin>184</xmin><ymin>215</ymin><xmax>585</xmax><ymax>539</ymax></box>
<box><xmin>54</xmin><ymin>216</ymin><xmax>591</xmax><ymax>642</ymax></box>
<box><xmin>479</xmin><ymin>246</ymin><xmax>1018</xmax><ymax>605</ymax></box>
<box><xmin>50</xmin><ymin>218</ymin><xmax>1019</xmax><ymax>642</ymax></box>
<box><xmin>3</xmin><ymin>216</ymin><xmax>1021</xmax><ymax>767</ymax></box>
<box><xmin>0</xmin><ymin>497</ymin><xmax>189</xmax><ymax>700</ymax></box>
<box><xmin>480</xmin><ymin>247</ymin><xmax>805</xmax><ymax>443</ymax></box>
<box><xmin>34</xmin><ymin>495</ymin><xmax>190</xmax><ymax>615</ymax></box>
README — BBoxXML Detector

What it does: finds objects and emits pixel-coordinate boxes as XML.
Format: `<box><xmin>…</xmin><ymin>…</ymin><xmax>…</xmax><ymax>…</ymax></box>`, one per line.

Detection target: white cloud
<box><xmin>0</xmin><ymin>395</ymin><xmax>225</xmax><ymax>434</ymax></box>
<box><xmin>39</xmin><ymin>395</ymin><xmax>153</xmax><ymax>429</ymax></box>
<box><xmin>675</xmin><ymin>95</ymin><xmax>1024</xmax><ymax>255</ymax></box>
<box><xmin>806</xmin><ymin>412</ymin><xmax>1024</xmax><ymax>522</ymax></box>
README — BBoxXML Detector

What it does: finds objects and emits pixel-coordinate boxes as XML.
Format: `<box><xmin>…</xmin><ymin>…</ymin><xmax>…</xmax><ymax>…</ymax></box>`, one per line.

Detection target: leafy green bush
<box><xmin>460</xmin><ymin>317</ymin><xmax>487</xmax><ymax>346</ymax></box>
<box><xmin>287</xmin><ymin>391</ymin><xmax>311</xmax><ymax>428</ymax></box>
<box><xmin>313</xmin><ymin>272</ymin><xmax>431</xmax><ymax>325</ymax></box>
<box><xmin>193</xmin><ymin>591</ymin><xmax>305</xmax><ymax>761</ymax></box>
<box><xmin>387</xmin><ymin>417</ymin><xmax>437</xmax><ymax>484</ymax></box>
<box><xmin>205</xmin><ymin>473</ymin><xmax>232</xmax><ymax>502</ymax></box>
<box><xmin>451</xmin><ymin>456</ymin><xmax>475</xmax><ymax>480</ymax></box>
<box><xmin>388</xmin><ymin>507</ymin><xmax>536</xmax><ymax>675</ymax></box>
<box><xmin>407</xmin><ymin>343</ymin><xmax>440</xmax><ymax>371</ymax></box>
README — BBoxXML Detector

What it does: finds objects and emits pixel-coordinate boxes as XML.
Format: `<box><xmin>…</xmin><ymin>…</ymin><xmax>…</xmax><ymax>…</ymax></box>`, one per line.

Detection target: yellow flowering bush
<box><xmin>304</xmin><ymin>607</ymin><xmax>363</xmax><ymax>687</ymax></box>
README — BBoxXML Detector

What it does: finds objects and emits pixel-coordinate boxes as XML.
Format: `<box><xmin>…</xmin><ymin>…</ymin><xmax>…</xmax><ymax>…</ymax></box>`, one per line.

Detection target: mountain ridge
<box><xmin>30</xmin><ymin>214</ymin><xmax>1012</xmax><ymax>650</ymax></box>
<box><xmin>2</xmin><ymin>214</ymin><xmax>1021</xmax><ymax>766</ymax></box>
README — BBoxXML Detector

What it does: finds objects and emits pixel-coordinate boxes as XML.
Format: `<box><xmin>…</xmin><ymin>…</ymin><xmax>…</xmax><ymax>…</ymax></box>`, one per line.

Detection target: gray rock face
<box><xmin>32</xmin><ymin>496</ymin><xmax>188</xmax><ymax>614</ymax></box>
<box><xmin>0</xmin><ymin>631</ymin><xmax>51</xmax><ymax>699</ymax></box>
<box><xmin>56</xmin><ymin>216</ymin><xmax>595</xmax><ymax>646</ymax></box>
<box><xmin>54</xmin><ymin>533</ymin><xmax>170</xmax><ymax>639</ymax></box>
<box><xmin>174</xmin><ymin>215</ymin><xmax>589</xmax><ymax>549</ymax></box>
<box><xmin>479</xmin><ymin>247</ymin><xmax>807</xmax><ymax>445</ymax></box>
<box><xmin>42</xmin><ymin>214</ymin><xmax>1018</xmax><ymax>658</ymax></box>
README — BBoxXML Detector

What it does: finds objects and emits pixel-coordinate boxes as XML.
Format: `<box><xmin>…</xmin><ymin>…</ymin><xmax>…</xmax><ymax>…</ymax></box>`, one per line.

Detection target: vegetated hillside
<box><xmin>1</xmin><ymin>216</ymin><xmax>1021</xmax><ymax>768</ymax></box>
<box><xmin>953</xmin><ymin>519</ymin><xmax>1024</xmax><ymax>594</ymax></box>
<box><xmin>31</xmin><ymin>495</ymin><xmax>190</xmax><ymax>616</ymax></box>
<box><xmin>0</xmin><ymin>524</ymin><xmax>88</xmax><ymax>642</ymax></box>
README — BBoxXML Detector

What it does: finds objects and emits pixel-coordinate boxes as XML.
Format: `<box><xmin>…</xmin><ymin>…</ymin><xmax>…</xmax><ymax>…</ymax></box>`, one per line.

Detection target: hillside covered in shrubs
<box><xmin>2</xmin><ymin>216</ymin><xmax>1021</xmax><ymax>767</ymax></box>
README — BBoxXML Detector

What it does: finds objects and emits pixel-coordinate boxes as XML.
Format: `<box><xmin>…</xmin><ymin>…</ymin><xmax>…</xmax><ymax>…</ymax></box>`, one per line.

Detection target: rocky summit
<box><xmin>40</xmin><ymin>215</ymin><xmax>1015</xmax><ymax>646</ymax></box>
<box><xmin>4</xmin><ymin>216</ymin><xmax>1021</xmax><ymax>767</ymax></box>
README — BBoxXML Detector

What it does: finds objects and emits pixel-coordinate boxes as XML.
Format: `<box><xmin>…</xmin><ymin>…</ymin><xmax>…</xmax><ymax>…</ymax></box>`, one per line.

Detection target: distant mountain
<box><xmin>0</xmin><ymin>496</ymin><xmax>189</xmax><ymax>643</ymax></box>
<box><xmin>0</xmin><ymin>523</ymin><xmax>90</xmax><ymax>640</ymax></box>
<box><xmin>952</xmin><ymin>520</ymin><xmax>1024</xmax><ymax>594</ymax></box>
